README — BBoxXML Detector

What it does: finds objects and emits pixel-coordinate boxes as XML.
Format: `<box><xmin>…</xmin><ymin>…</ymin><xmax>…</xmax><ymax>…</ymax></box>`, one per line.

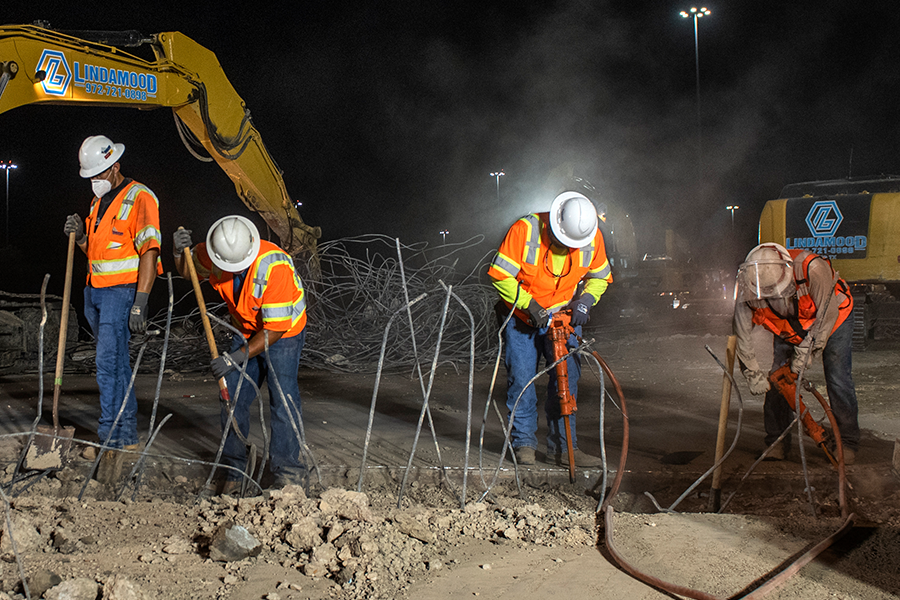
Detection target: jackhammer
<box><xmin>768</xmin><ymin>364</ymin><xmax>838</xmax><ymax>466</ymax></box>
<box><xmin>547</xmin><ymin>310</ymin><xmax>578</xmax><ymax>483</ymax></box>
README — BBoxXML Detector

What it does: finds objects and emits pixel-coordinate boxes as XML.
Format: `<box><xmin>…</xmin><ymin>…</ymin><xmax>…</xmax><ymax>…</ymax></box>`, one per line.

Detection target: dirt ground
<box><xmin>1</xmin><ymin>309</ymin><xmax>899</xmax><ymax>599</ymax></box>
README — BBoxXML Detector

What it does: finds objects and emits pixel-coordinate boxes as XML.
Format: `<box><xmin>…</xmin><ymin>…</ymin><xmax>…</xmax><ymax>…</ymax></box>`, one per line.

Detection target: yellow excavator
<box><xmin>0</xmin><ymin>22</ymin><xmax>320</xmax><ymax>257</ymax></box>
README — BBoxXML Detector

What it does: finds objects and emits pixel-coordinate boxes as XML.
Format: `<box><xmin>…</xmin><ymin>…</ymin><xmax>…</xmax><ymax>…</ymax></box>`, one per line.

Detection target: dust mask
<box><xmin>91</xmin><ymin>178</ymin><xmax>112</xmax><ymax>198</ymax></box>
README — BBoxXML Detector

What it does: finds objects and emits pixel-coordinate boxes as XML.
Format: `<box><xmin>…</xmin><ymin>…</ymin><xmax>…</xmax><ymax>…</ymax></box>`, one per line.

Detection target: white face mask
<box><xmin>91</xmin><ymin>178</ymin><xmax>112</xmax><ymax>198</ymax></box>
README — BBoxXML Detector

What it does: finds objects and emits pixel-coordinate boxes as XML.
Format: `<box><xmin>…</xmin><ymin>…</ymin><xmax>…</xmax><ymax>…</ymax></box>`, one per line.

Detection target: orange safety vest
<box><xmin>84</xmin><ymin>180</ymin><xmax>162</xmax><ymax>288</ymax></box>
<box><xmin>750</xmin><ymin>249</ymin><xmax>853</xmax><ymax>345</ymax></box>
<box><xmin>195</xmin><ymin>240</ymin><xmax>307</xmax><ymax>339</ymax></box>
<box><xmin>487</xmin><ymin>212</ymin><xmax>612</xmax><ymax>324</ymax></box>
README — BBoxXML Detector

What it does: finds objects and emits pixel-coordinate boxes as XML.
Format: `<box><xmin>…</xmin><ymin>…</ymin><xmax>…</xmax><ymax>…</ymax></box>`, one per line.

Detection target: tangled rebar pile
<box><xmin>300</xmin><ymin>234</ymin><xmax>498</xmax><ymax>374</ymax></box>
<box><xmin>67</xmin><ymin>234</ymin><xmax>499</xmax><ymax>375</ymax></box>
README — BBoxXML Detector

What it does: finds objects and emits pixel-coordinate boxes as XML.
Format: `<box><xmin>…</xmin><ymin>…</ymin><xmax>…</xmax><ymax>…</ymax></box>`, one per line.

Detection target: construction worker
<box><xmin>173</xmin><ymin>216</ymin><xmax>308</xmax><ymax>491</ymax></box>
<box><xmin>63</xmin><ymin>135</ymin><xmax>161</xmax><ymax>483</ymax></box>
<box><xmin>734</xmin><ymin>243</ymin><xmax>860</xmax><ymax>464</ymax></box>
<box><xmin>488</xmin><ymin>191</ymin><xmax>612</xmax><ymax>467</ymax></box>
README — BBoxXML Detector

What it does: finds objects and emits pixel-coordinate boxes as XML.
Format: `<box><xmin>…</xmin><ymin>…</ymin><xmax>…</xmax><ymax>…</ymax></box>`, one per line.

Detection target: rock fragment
<box><xmin>44</xmin><ymin>578</ymin><xmax>100</xmax><ymax>600</ymax></box>
<box><xmin>27</xmin><ymin>569</ymin><xmax>62</xmax><ymax>598</ymax></box>
<box><xmin>209</xmin><ymin>521</ymin><xmax>262</xmax><ymax>562</ymax></box>
<box><xmin>102</xmin><ymin>574</ymin><xmax>149</xmax><ymax>599</ymax></box>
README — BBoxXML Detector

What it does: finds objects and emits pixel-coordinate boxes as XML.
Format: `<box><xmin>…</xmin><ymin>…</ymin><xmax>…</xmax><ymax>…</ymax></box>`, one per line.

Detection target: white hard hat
<box><xmin>79</xmin><ymin>135</ymin><xmax>125</xmax><ymax>178</ymax></box>
<box><xmin>737</xmin><ymin>243</ymin><xmax>795</xmax><ymax>301</ymax></box>
<box><xmin>206</xmin><ymin>215</ymin><xmax>261</xmax><ymax>273</ymax></box>
<box><xmin>548</xmin><ymin>191</ymin><xmax>598</xmax><ymax>248</ymax></box>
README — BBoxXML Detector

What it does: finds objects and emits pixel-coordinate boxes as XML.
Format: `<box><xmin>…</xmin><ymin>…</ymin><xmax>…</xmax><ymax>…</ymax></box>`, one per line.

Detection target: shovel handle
<box><xmin>180</xmin><ymin>228</ymin><xmax>230</xmax><ymax>399</ymax></box>
<box><xmin>51</xmin><ymin>231</ymin><xmax>77</xmax><ymax>430</ymax></box>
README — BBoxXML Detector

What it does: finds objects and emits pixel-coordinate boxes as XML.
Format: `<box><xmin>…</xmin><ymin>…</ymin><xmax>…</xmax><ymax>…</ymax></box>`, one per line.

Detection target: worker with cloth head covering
<box><xmin>63</xmin><ymin>135</ymin><xmax>162</xmax><ymax>483</ymax></box>
<box><xmin>488</xmin><ymin>191</ymin><xmax>612</xmax><ymax>467</ymax></box>
<box><xmin>174</xmin><ymin>216</ymin><xmax>307</xmax><ymax>493</ymax></box>
<box><xmin>733</xmin><ymin>243</ymin><xmax>860</xmax><ymax>463</ymax></box>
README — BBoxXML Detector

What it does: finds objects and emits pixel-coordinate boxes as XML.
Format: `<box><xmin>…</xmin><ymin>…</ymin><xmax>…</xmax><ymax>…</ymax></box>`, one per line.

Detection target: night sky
<box><xmin>3</xmin><ymin>0</ymin><xmax>900</xmax><ymax>301</ymax></box>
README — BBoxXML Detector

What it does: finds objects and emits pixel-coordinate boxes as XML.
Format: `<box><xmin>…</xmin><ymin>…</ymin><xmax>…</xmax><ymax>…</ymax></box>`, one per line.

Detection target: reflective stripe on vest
<box><xmin>90</xmin><ymin>256</ymin><xmax>141</xmax><ymax>277</ymax></box>
<box><xmin>251</xmin><ymin>249</ymin><xmax>306</xmax><ymax>327</ymax></box>
<box><xmin>523</xmin><ymin>214</ymin><xmax>541</xmax><ymax>265</ymax></box>
<box><xmin>579</xmin><ymin>243</ymin><xmax>594</xmax><ymax>268</ymax></box>
<box><xmin>116</xmin><ymin>183</ymin><xmax>158</xmax><ymax>221</ymax></box>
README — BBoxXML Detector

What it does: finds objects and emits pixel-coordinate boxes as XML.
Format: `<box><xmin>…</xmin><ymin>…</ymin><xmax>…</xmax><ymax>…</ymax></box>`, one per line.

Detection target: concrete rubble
<box><xmin>0</xmin><ymin>484</ymin><xmax>595</xmax><ymax>599</ymax></box>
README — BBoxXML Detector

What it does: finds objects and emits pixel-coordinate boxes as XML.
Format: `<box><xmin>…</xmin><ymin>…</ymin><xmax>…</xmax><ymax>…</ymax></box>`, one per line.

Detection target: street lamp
<box><xmin>490</xmin><ymin>170</ymin><xmax>504</xmax><ymax>203</ymax></box>
<box><xmin>726</xmin><ymin>205</ymin><xmax>739</xmax><ymax>228</ymax></box>
<box><xmin>680</xmin><ymin>7</ymin><xmax>710</xmax><ymax>199</ymax></box>
<box><xmin>0</xmin><ymin>161</ymin><xmax>17</xmax><ymax>247</ymax></box>
<box><xmin>439</xmin><ymin>229</ymin><xmax>449</xmax><ymax>244</ymax></box>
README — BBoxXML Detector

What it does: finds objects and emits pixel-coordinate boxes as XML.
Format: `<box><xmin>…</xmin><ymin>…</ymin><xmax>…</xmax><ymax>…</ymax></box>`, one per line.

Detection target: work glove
<box><xmin>526</xmin><ymin>299</ymin><xmax>550</xmax><ymax>329</ymax></box>
<box><xmin>790</xmin><ymin>346</ymin><xmax>811</xmax><ymax>374</ymax></box>
<box><xmin>568</xmin><ymin>294</ymin><xmax>594</xmax><ymax>327</ymax></box>
<box><xmin>128</xmin><ymin>291</ymin><xmax>149</xmax><ymax>334</ymax></box>
<box><xmin>172</xmin><ymin>228</ymin><xmax>193</xmax><ymax>258</ymax></box>
<box><xmin>64</xmin><ymin>214</ymin><xmax>86</xmax><ymax>244</ymax></box>
<box><xmin>211</xmin><ymin>348</ymin><xmax>248</xmax><ymax>380</ymax></box>
<box><xmin>745</xmin><ymin>370</ymin><xmax>771</xmax><ymax>395</ymax></box>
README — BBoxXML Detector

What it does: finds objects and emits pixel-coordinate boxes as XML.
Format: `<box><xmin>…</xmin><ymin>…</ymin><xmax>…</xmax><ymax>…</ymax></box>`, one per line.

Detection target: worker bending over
<box><xmin>63</xmin><ymin>135</ymin><xmax>161</xmax><ymax>483</ymax></box>
<box><xmin>734</xmin><ymin>243</ymin><xmax>860</xmax><ymax>463</ymax></box>
<box><xmin>488</xmin><ymin>191</ymin><xmax>612</xmax><ymax>467</ymax></box>
<box><xmin>174</xmin><ymin>216</ymin><xmax>308</xmax><ymax>491</ymax></box>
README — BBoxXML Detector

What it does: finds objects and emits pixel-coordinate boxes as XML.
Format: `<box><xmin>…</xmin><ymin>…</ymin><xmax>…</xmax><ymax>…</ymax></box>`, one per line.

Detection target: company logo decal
<box><xmin>784</xmin><ymin>196</ymin><xmax>868</xmax><ymax>259</ymax></box>
<box><xmin>36</xmin><ymin>49</ymin><xmax>157</xmax><ymax>101</ymax></box>
<box><xmin>36</xmin><ymin>50</ymin><xmax>71</xmax><ymax>96</ymax></box>
<box><xmin>805</xmin><ymin>200</ymin><xmax>843</xmax><ymax>237</ymax></box>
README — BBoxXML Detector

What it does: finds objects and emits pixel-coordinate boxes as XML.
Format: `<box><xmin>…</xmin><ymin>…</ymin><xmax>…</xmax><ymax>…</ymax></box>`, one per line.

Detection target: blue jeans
<box><xmin>83</xmin><ymin>285</ymin><xmax>139</xmax><ymax>449</ymax></box>
<box><xmin>764</xmin><ymin>316</ymin><xmax>860</xmax><ymax>450</ymax></box>
<box><xmin>504</xmin><ymin>316</ymin><xmax>582</xmax><ymax>454</ymax></box>
<box><xmin>221</xmin><ymin>330</ymin><xmax>306</xmax><ymax>480</ymax></box>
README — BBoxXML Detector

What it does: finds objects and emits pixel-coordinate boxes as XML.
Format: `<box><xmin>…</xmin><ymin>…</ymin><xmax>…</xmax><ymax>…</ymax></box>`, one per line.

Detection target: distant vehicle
<box><xmin>759</xmin><ymin>176</ymin><xmax>900</xmax><ymax>348</ymax></box>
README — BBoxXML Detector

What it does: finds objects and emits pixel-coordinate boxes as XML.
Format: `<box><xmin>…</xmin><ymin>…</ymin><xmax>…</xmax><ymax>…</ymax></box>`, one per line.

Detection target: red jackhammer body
<box><xmin>548</xmin><ymin>311</ymin><xmax>577</xmax><ymax>482</ymax></box>
<box><xmin>768</xmin><ymin>364</ymin><xmax>837</xmax><ymax>465</ymax></box>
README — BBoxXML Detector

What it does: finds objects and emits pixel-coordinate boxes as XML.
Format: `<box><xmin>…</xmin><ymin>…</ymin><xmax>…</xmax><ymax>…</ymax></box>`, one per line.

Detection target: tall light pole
<box><xmin>0</xmin><ymin>161</ymin><xmax>17</xmax><ymax>247</ymax></box>
<box><xmin>726</xmin><ymin>205</ymin><xmax>739</xmax><ymax>229</ymax></box>
<box><xmin>680</xmin><ymin>7</ymin><xmax>710</xmax><ymax>200</ymax></box>
<box><xmin>490</xmin><ymin>170</ymin><xmax>504</xmax><ymax>203</ymax></box>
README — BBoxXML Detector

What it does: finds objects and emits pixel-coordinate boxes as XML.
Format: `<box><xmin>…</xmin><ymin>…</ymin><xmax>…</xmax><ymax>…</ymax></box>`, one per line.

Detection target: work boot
<box><xmin>556</xmin><ymin>449</ymin><xmax>604</xmax><ymax>468</ymax></box>
<box><xmin>513</xmin><ymin>447</ymin><xmax>536</xmax><ymax>466</ymax></box>
<box><xmin>95</xmin><ymin>449</ymin><xmax>125</xmax><ymax>485</ymax></box>
<box><xmin>220</xmin><ymin>480</ymin><xmax>242</xmax><ymax>497</ymax></box>
<box><xmin>833</xmin><ymin>445</ymin><xmax>857</xmax><ymax>465</ymax></box>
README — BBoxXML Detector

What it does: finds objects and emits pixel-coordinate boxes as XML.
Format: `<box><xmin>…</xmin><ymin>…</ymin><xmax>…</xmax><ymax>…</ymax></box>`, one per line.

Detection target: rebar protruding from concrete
<box><xmin>438</xmin><ymin>280</ymin><xmax>476</xmax><ymax>509</ymax></box>
<box><xmin>644</xmin><ymin>345</ymin><xmax>746</xmax><ymax>514</ymax></box>
<box><xmin>357</xmin><ymin>293</ymin><xmax>428</xmax><ymax>493</ymax></box>
<box><xmin>396</xmin><ymin>239</ymin><xmax>460</xmax><ymax>505</ymax></box>
<box><xmin>11</xmin><ymin>274</ymin><xmax>51</xmax><ymax>488</ymax></box>
<box><xmin>397</xmin><ymin>284</ymin><xmax>454</xmax><ymax>509</ymax></box>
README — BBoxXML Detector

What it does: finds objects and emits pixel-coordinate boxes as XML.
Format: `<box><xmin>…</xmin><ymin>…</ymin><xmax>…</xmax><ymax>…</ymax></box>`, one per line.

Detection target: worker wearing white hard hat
<box><xmin>174</xmin><ymin>216</ymin><xmax>308</xmax><ymax>493</ymax></box>
<box><xmin>63</xmin><ymin>135</ymin><xmax>162</xmax><ymax>483</ymax></box>
<box><xmin>733</xmin><ymin>243</ymin><xmax>859</xmax><ymax>463</ymax></box>
<box><xmin>487</xmin><ymin>191</ymin><xmax>612</xmax><ymax>468</ymax></box>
